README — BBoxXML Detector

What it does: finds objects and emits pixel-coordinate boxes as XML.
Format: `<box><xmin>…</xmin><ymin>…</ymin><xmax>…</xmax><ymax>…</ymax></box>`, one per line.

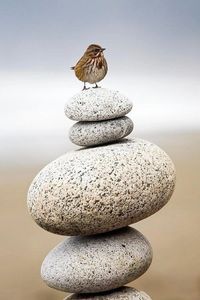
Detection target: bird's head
<box><xmin>85</xmin><ymin>44</ymin><xmax>106</xmax><ymax>58</ymax></box>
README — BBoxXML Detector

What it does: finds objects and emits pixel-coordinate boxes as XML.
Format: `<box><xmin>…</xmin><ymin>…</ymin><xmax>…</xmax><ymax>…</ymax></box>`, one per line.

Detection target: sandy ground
<box><xmin>0</xmin><ymin>132</ymin><xmax>200</xmax><ymax>300</ymax></box>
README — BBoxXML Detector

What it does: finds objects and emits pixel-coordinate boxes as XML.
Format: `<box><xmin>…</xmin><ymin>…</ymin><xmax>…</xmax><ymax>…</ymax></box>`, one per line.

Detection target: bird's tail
<box><xmin>71</xmin><ymin>66</ymin><xmax>75</xmax><ymax>70</ymax></box>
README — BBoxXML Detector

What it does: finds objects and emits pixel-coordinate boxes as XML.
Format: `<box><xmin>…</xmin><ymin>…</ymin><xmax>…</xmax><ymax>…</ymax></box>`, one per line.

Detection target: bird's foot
<box><xmin>82</xmin><ymin>85</ymin><xmax>89</xmax><ymax>91</ymax></box>
<box><xmin>93</xmin><ymin>83</ymin><xmax>100</xmax><ymax>89</ymax></box>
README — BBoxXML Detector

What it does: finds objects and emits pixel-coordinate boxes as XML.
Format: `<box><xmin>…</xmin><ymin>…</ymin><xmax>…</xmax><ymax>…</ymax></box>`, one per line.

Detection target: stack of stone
<box><xmin>67</xmin><ymin>89</ymin><xmax>133</xmax><ymax>147</ymax></box>
<box><xmin>27</xmin><ymin>88</ymin><xmax>176</xmax><ymax>300</ymax></box>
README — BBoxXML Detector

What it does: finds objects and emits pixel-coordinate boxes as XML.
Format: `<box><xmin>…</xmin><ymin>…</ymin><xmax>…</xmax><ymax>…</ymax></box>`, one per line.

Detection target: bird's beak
<box><xmin>101</xmin><ymin>48</ymin><xmax>106</xmax><ymax>52</ymax></box>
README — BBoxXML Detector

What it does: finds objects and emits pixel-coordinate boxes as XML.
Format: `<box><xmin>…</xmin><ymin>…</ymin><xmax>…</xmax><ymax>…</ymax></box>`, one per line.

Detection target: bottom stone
<box><xmin>64</xmin><ymin>287</ymin><xmax>152</xmax><ymax>299</ymax></box>
<box><xmin>41</xmin><ymin>227</ymin><xmax>152</xmax><ymax>293</ymax></box>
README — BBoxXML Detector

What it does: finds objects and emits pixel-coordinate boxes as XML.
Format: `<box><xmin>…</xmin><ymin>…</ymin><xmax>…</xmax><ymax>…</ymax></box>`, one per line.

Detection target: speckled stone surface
<box><xmin>41</xmin><ymin>227</ymin><xmax>153</xmax><ymax>293</ymax></box>
<box><xmin>27</xmin><ymin>138</ymin><xmax>176</xmax><ymax>236</ymax></box>
<box><xmin>64</xmin><ymin>88</ymin><xmax>133</xmax><ymax>121</ymax></box>
<box><xmin>69</xmin><ymin>117</ymin><xmax>134</xmax><ymax>146</ymax></box>
<box><xmin>64</xmin><ymin>286</ymin><xmax>152</xmax><ymax>299</ymax></box>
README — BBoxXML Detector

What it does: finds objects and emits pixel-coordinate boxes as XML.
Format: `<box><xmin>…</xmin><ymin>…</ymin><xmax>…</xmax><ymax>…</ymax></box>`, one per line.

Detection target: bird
<box><xmin>71</xmin><ymin>44</ymin><xmax>108</xmax><ymax>90</ymax></box>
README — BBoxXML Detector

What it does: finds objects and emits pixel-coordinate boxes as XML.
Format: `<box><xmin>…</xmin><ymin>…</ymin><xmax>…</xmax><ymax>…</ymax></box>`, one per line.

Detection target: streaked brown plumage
<box><xmin>71</xmin><ymin>44</ymin><xmax>108</xmax><ymax>90</ymax></box>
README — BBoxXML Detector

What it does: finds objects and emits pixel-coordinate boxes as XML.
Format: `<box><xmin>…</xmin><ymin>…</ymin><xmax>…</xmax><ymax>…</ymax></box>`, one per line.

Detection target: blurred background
<box><xmin>0</xmin><ymin>1</ymin><xmax>200</xmax><ymax>299</ymax></box>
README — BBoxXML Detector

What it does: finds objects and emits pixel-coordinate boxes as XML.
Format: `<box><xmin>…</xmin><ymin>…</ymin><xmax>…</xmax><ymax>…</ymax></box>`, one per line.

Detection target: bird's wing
<box><xmin>71</xmin><ymin>54</ymin><xmax>88</xmax><ymax>71</ymax></box>
<box><xmin>74</xmin><ymin>55</ymin><xmax>91</xmax><ymax>81</ymax></box>
<box><xmin>76</xmin><ymin>55</ymin><xmax>91</xmax><ymax>69</ymax></box>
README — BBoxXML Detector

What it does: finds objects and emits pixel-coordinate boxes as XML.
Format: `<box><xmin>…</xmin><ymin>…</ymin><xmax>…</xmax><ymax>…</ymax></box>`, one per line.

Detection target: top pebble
<box><xmin>65</xmin><ymin>88</ymin><xmax>133</xmax><ymax>121</ymax></box>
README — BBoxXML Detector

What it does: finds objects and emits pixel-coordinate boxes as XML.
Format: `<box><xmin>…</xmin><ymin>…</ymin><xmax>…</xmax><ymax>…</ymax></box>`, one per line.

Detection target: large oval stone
<box><xmin>41</xmin><ymin>227</ymin><xmax>153</xmax><ymax>293</ymax></box>
<box><xmin>64</xmin><ymin>287</ymin><xmax>152</xmax><ymax>299</ymax></box>
<box><xmin>64</xmin><ymin>88</ymin><xmax>133</xmax><ymax>121</ymax></box>
<box><xmin>27</xmin><ymin>139</ymin><xmax>176</xmax><ymax>236</ymax></box>
<box><xmin>69</xmin><ymin>117</ymin><xmax>134</xmax><ymax>147</ymax></box>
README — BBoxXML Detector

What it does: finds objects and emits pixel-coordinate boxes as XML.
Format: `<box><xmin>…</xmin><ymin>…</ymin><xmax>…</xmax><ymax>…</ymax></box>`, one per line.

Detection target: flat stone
<box><xmin>64</xmin><ymin>286</ymin><xmax>152</xmax><ymax>299</ymax></box>
<box><xmin>64</xmin><ymin>88</ymin><xmax>133</xmax><ymax>121</ymax></box>
<box><xmin>69</xmin><ymin>117</ymin><xmax>134</xmax><ymax>146</ymax></box>
<box><xmin>41</xmin><ymin>227</ymin><xmax>153</xmax><ymax>293</ymax></box>
<box><xmin>27</xmin><ymin>138</ymin><xmax>176</xmax><ymax>236</ymax></box>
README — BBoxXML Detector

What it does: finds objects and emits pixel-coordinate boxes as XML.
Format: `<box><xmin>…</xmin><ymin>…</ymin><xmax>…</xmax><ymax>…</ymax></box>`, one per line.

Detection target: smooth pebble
<box><xmin>65</xmin><ymin>88</ymin><xmax>133</xmax><ymax>121</ymax></box>
<box><xmin>27</xmin><ymin>138</ymin><xmax>176</xmax><ymax>236</ymax></box>
<box><xmin>41</xmin><ymin>227</ymin><xmax>153</xmax><ymax>293</ymax></box>
<box><xmin>64</xmin><ymin>286</ymin><xmax>152</xmax><ymax>299</ymax></box>
<box><xmin>69</xmin><ymin>117</ymin><xmax>133</xmax><ymax>146</ymax></box>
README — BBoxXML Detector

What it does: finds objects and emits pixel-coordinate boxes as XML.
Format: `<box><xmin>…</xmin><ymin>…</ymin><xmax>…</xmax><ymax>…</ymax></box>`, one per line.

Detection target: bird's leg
<box><xmin>93</xmin><ymin>83</ymin><xmax>100</xmax><ymax>89</ymax></box>
<box><xmin>82</xmin><ymin>82</ymin><xmax>88</xmax><ymax>90</ymax></box>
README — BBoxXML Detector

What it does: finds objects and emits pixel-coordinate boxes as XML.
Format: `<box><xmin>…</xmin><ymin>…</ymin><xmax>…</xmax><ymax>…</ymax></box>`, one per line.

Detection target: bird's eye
<box><xmin>94</xmin><ymin>49</ymin><xmax>99</xmax><ymax>53</ymax></box>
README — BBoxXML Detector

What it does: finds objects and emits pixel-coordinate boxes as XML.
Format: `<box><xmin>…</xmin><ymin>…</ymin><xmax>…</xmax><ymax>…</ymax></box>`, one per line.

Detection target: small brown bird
<box><xmin>71</xmin><ymin>44</ymin><xmax>108</xmax><ymax>90</ymax></box>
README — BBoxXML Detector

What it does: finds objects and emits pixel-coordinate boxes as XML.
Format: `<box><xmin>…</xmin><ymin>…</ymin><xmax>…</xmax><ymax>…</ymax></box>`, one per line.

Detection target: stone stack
<box><xmin>66</xmin><ymin>89</ymin><xmax>133</xmax><ymax>147</ymax></box>
<box><xmin>27</xmin><ymin>88</ymin><xmax>176</xmax><ymax>300</ymax></box>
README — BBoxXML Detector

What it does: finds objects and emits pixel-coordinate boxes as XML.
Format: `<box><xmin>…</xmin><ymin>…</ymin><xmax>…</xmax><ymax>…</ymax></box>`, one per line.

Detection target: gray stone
<box><xmin>27</xmin><ymin>138</ymin><xmax>176</xmax><ymax>236</ymax></box>
<box><xmin>64</xmin><ymin>286</ymin><xmax>152</xmax><ymax>299</ymax></box>
<box><xmin>69</xmin><ymin>117</ymin><xmax>134</xmax><ymax>147</ymax></box>
<box><xmin>41</xmin><ymin>227</ymin><xmax>153</xmax><ymax>293</ymax></box>
<box><xmin>64</xmin><ymin>88</ymin><xmax>133</xmax><ymax>121</ymax></box>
